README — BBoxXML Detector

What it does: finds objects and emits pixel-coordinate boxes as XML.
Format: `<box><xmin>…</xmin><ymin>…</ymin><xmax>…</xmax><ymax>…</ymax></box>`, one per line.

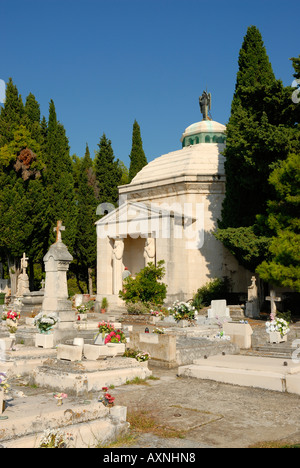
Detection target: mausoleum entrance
<box><xmin>123</xmin><ymin>236</ymin><xmax>146</xmax><ymax>277</ymax></box>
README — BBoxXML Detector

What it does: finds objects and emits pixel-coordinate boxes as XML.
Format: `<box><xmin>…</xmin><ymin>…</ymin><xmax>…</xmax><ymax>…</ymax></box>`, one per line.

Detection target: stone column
<box><xmin>112</xmin><ymin>238</ymin><xmax>124</xmax><ymax>296</ymax></box>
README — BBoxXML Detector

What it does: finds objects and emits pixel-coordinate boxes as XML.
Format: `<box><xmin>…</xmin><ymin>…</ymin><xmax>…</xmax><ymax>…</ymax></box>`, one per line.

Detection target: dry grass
<box><xmin>127</xmin><ymin>409</ymin><xmax>186</xmax><ymax>439</ymax></box>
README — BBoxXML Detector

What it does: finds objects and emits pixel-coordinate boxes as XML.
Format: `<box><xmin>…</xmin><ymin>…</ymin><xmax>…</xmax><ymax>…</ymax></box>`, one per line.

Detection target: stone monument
<box><xmin>245</xmin><ymin>276</ymin><xmax>260</xmax><ymax>318</ymax></box>
<box><xmin>199</xmin><ymin>90</ymin><xmax>211</xmax><ymax>121</ymax></box>
<box><xmin>16</xmin><ymin>253</ymin><xmax>30</xmax><ymax>297</ymax></box>
<box><xmin>41</xmin><ymin>221</ymin><xmax>75</xmax><ymax>338</ymax></box>
<box><xmin>266</xmin><ymin>290</ymin><xmax>281</xmax><ymax>318</ymax></box>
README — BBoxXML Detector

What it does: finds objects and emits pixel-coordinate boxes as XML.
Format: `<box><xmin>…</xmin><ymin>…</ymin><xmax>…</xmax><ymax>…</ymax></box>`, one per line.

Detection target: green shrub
<box><xmin>119</xmin><ymin>261</ymin><xmax>167</xmax><ymax>305</ymax></box>
<box><xmin>126</xmin><ymin>301</ymin><xmax>151</xmax><ymax>315</ymax></box>
<box><xmin>192</xmin><ymin>277</ymin><xmax>233</xmax><ymax>310</ymax></box>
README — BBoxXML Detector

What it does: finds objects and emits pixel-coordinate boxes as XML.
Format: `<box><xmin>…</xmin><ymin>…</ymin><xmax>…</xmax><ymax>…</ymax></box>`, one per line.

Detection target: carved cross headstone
<box><xmin>266</xmin><ymin>290</ymin><xmax>281</xmax><ymax>318</ymax></box>
<box><xmin>53</xmin><ymin>220</ymin><xmax>65</xmax><ymax>243</ymax></box>
<box><xmin>21</xmin><ymin>252</ymin><xmax>29</xmax><ymax>274</ymax></box>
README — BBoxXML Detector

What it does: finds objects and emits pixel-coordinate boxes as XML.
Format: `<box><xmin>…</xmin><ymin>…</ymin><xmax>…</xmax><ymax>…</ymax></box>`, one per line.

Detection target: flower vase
<box><xmin>94</xmin><ymin>333</ymin><xmax>108</xmax><ymax>346</ymax></box>
<box><xmin>57</xmin><ymin>398</ymin><xmax>63</xmax><ymax>406</ymax></box>
<box><xmin>9</xmin><ymin>334</ymin><xmax>16</xmax><ymax>351</ymax></box>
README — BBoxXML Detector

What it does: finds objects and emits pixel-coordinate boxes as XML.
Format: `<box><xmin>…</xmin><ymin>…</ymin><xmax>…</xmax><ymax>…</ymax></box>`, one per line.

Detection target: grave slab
<box><xmin>32</xmin><ymin>357</ymin><xmax>152</xmax><ymax>395</ymax></box>
<box><xmin>178</xmin><ymin>354</ymin><xmax>300</xmax><ymax>394</ymax></box>
<box><xmin>0</xmin><ymin>393</ymin><xmax>129</xmax><ymax>448</ymax></box>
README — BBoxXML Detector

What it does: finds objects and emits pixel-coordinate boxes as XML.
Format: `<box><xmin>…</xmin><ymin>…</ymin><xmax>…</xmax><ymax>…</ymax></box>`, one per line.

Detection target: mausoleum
<box><xmin>96</xmin><ymin>95</ymin><xmax>252</xmax><ymax>306</ymax></box>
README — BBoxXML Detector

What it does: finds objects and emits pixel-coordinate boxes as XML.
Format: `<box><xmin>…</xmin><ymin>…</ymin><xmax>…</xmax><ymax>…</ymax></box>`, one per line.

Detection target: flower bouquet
<box><xmin>266</xmin><ymin>317</ymin><xmax>290</xmax><ymax>338</ymax></box>
<box><xmin>53</xmin><ymin>392</ymin><xmax>68</xmax><ymax>406</ymax></box>
<box><xmin>150</xmin><ymin>310</ymin><xmax>165</xmax><ymax>318</ymax></box>
<box><xmin>136</xmin><ymin>352</ymin><xmax>151</xmax><ymax>362</ymax></box>
<box><xmin>0</xmin><ymin>373</ymin><xmax>9</xmax><ymax>393</ymax></box>
<box><xmin>168</xmin><ymin>300</ymin><xmax>197</xmax><ymax>323</ymax></box>
<box><xmin>39</xmin><ymin>429</ymin><xmax>68</xmax><ymax>448</ymax></box>
<box><xmin>2</xmin><ymin>310</ymin><xmax>20</xmax><ymax>334</ymax></box>
<box><xmin>104</xmin><ymin>329</ymin><xmax>126</xmax><ymax>345</ymax></box>
<box><xmin>152</xmin><ymin>328</ymin><xmax>166</xmax><ymax>335</ymax></box>
<box><xmin>98</xmin><ymin>387</ymin><xmax>115</xmax><ymax>407</ymax></box>
<box><xmin>34</xmin><ymin>312</ymin><xmax>58</xmax><ymax>334</ymax></box>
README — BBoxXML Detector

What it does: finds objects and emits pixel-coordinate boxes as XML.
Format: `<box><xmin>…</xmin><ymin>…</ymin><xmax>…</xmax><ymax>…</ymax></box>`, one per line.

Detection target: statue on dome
<box><xmin>199</xmin><ymin>91</ymin><xmax>211</xmax><ymax>121</ymax></box>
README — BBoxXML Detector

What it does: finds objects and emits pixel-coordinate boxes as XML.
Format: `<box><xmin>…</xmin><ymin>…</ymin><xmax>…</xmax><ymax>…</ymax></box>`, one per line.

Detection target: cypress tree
<box><xmin>128</xmin><ymin>120</ymin><xmax>147</xmax><ymax>182</ymax></box>
<box><xmin>73</xmin><ymin>144</ymin><xmax>98</xmax><ymax>293</ymax></box>
<box><xmin>0</xmin><ymin>77</ymin><xmax>24</xmax><ymax>146</ymax></box>
<box><xmin>219</xmin><ymin>26</ymin><xmax>294</xmax><ymax>229</ymax></box>
<box><xmin>43</xmin><ymin>100</ymin><xmax>77</xmax><ymax>251</ymax></box>
<box><xmin>0</xmin><ymin>81</ymin><xmax>47</xmax><ymax>289</ymax></box>
<box><xmin>94</xmin><ymin>133</ymin><xmax>122</xmax><ymax>206</ymax></box>
<box><xmin>215</xmin><ymin>26</ymin><xmax>299</xmax><ymax>273</ymax></box>
<box><xmin>257</xmin><ymin>152</ymin><xmax>300</xmax><ymax>291</ymax></box>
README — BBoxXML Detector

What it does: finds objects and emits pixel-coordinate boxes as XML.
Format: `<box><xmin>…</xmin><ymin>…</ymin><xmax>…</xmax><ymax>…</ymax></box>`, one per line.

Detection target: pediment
<box><xmin>95</xmin><ymin>201</ymin><xmax>193</xmax><ymax>226</ymax></box>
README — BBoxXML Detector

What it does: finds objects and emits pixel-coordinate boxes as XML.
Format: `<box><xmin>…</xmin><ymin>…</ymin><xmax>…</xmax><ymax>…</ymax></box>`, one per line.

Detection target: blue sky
<box><xmin>1</xmin><ymin>0</ymin><xmax>298</xmax><ymax>167</ymax></box>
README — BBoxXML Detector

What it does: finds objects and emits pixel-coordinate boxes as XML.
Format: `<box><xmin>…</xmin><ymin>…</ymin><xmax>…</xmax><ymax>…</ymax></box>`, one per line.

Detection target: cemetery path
<box><xmin>112</xmin><ymin>366</ymin><xmax>300</xmax><ymax>449</ymax></box>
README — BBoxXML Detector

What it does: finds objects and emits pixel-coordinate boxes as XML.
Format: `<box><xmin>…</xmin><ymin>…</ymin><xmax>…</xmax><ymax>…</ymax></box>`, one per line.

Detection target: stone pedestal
<box><xmin>223</xmin><ymin>322</ymin><xmax>253</xmax><ymax>349</ymax></box>
<box><xmin>42</xmin><ymin>238</ymin><xmax>75</xmax><ymax>331</ymax></box>
<box><xmin>35</xmin><ymin>333</ymin><xmax>54</xmax><ymax>349</ymax></box>
<box><xmin>269</xmin><ymin>332</ymin><xmax>288</xmax><ymax>344</ymax></box>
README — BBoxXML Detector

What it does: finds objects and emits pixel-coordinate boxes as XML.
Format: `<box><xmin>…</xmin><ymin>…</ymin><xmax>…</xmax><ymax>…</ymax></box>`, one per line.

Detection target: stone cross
<box><xmin>54</xmin><ymin>220</ymin><xmax>65</xmax><ymax>243</ymax></box>
<box><xmin>266</xmin><ymin>290</ymin><xmax>281</xmax><ymax>318</ymax></box>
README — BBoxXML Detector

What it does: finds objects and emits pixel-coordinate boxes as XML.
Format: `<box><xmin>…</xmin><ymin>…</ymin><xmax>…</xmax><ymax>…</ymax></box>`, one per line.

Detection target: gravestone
<box><xmin>266</xmin><ymin>290</ymin><xmax>281</xmax><ymax>318</ymax></box>
<box><xmin>41</xmin><ymin>221</ymin><xmax>75</xmax><ymax>332</ymax></box>
<box><xmin>16</xmin><ymin>253</ymin><xmax>30</xmax><ymax>297</ymax></box>
<box><xmin>245</xmin><ymin>276</ymin><xmax>260</xmax><ymax>318</ymax></box>
<box><xmin>207</xmin><ymin>300</ymin><xmax>230</xmax><ymax>321</ymax></box>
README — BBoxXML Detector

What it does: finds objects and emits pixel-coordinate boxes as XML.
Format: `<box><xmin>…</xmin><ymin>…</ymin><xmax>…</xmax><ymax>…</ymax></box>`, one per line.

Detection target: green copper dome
<box><xmin>180</xmin><ymin>120</ymin><xmax>226</xmax><ymax>147</ymax></box>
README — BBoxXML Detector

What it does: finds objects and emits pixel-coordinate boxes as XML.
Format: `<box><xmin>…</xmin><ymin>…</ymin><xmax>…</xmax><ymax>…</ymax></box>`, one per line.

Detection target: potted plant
<box><xmin>101</xmin><ymin>297</ymin><xmax>109</xmax><ymax>314</ymax></box>
<box><xmin>266</xmin><ymin>316</ymin><xmax>290</xmax><ymax>344</ymax></box>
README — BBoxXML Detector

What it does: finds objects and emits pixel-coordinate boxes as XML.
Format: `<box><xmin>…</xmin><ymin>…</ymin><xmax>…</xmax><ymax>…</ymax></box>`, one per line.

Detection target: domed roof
<box><xmin>129</xmin><ymin>142</ymin><xmax>226</xmax><ymax>187</ymax></box>
<box><xmin>181</xmin><ymin>120</ymin><xmax>226</xmax><ymax>140</ymax></box>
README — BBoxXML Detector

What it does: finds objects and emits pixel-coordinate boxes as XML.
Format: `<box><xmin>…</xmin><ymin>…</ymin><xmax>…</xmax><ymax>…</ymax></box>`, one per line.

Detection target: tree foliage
<box><xmin>216</xmin><ymin>26</ymin><xmax>300</xmax><ymax>290</ymax></box>
<box><xmin>73</xmin><ymin>144</ymin><xmax>98</xmax><ymax>292</ymax></box>
<box><xmin>128</xmin><ymin>120</ymin><xmax>147</xmax><ymax>182</ymax></box>
<box><xmin>94</xmin><ymin>133</ymin><xmax>122</xmax><ymax>206</ymax></box>
<box><xmin>119</xmin><ymin>261</ymin><xmax>167</xmax><ymax>305</ymax></box>
<box><xmin>257</xmin><ymin>153</ymin><xmax>300</xmax><ymax>291</ymax></box>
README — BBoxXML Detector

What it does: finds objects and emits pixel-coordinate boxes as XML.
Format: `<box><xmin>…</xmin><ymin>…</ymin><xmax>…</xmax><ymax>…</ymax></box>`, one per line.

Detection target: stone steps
<box><xmin>178</xmin><ymin>354</ymin><xmax>300</xmax><ymax>395</ymax></box>
<box><xmin>0</xmin><ymin>393</ymin><xmax>128</xmax><ymax>448</ymax></box>
<box><xmin>249</xmin><ymin>344</ymin><xmax>295</xmax><ymax>360</ymax></box>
